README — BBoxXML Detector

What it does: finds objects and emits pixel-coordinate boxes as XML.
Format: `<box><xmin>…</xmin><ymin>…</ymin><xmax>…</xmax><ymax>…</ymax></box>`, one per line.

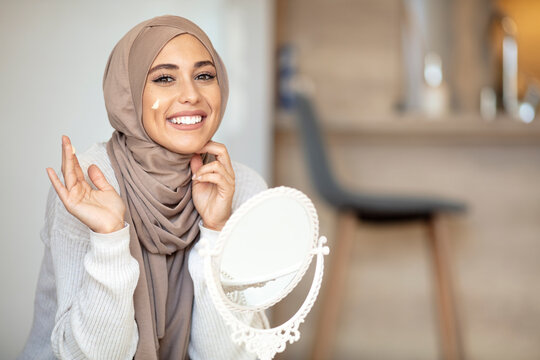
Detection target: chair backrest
<box><xmin>294</xmin><ymin>94</ymin><xmax>346</xmax><ymax>206</ymax></box>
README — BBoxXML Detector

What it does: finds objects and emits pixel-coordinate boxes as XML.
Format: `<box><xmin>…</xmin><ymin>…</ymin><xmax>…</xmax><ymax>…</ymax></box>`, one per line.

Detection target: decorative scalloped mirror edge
<box><xmin>198</xmin><ymin>186</ymin><xmax>330</xmax><ymax>359</ymax></box>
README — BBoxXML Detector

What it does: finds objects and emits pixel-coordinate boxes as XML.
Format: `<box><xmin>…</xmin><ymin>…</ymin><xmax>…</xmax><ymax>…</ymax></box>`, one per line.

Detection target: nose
<box><xmin>176</xmin><ymin>78</ymin><xmax>200</xmax><ymax>104</ymax></box>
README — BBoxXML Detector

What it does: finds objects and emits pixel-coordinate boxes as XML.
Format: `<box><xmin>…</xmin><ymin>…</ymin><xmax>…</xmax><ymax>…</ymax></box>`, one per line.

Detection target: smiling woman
<box><xmin>18</xmin><ymin>15</ymin><xmax>267</xmax><ymax>360</ymax></box>
<box><xmin>142</xmin><ymin>34</ymin><xmax>222</xmax><ymax>154</ymax></box>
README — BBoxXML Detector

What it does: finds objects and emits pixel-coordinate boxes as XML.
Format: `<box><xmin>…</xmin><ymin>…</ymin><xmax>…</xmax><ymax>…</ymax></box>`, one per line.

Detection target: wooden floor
<box><xmin>271</xmin><ymin>132</ymin><xmax>540</xmax><ymax>360</ymax></box>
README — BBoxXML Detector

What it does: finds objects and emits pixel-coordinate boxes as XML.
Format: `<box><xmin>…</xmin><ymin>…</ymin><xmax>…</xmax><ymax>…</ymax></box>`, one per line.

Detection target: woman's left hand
<box><xmin>190</xmin><ymin>141</ymin><xmax>235</xmax><ymax>231</ymax></box>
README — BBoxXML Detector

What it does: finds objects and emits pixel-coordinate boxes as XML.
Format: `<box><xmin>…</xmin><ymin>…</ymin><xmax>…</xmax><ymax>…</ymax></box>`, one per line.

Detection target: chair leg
<box><xmin>311</xmin><ymin>210</ymin><xmax>356</xmax><ymax>360</ymax></box>
<box><xmin>427</xmin><ymin>213</ymin><xmax>464</xmax><ymax>360</ymax></box>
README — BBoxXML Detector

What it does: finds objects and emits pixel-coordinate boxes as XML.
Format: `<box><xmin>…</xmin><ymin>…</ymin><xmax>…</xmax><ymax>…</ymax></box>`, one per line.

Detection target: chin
<box><xmin>167</xmin><ymin>141</ymin><xmax>205</xmax><ymax>155</ymax></box>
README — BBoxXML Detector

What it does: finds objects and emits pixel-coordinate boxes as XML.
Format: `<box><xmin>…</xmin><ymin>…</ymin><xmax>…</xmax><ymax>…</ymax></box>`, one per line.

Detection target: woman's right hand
<box><xmin>46</xmin><ymin>135</ymin><xmax>126</xmax><ymax>234</ymax></box>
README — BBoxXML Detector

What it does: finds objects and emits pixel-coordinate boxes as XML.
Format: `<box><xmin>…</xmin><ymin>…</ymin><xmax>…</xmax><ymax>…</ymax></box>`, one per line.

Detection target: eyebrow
<box><xmin>148</xmin><ymin>60</ymin><xmax>216</xmax><ymax>75</ymax></box>
<box><xmin>194</xmin><ymin>60</ymin><xmax>215</xmax><ymax>69</ymax></box>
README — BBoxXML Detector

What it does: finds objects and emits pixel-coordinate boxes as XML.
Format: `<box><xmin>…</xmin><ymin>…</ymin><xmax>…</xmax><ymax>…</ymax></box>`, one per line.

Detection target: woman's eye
<box><xmin>152</xmin><ymin>75</ymin><xmax>175</xmax><ymax>83</ymax></box>
<box><xmin>195</xmin><ymin>73</ymin><xmax>216</xmax><ymax>81</ymax></box>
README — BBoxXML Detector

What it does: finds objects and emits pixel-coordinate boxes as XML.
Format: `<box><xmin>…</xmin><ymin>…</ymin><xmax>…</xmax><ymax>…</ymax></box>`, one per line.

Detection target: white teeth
<box><xmin>169</xmin><ymin>116</ymin><xmax>203</xmax><ymax>125</ymax></box>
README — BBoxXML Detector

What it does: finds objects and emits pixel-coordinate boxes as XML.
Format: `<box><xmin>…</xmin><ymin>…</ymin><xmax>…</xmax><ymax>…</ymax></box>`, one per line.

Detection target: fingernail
<box><xmin>192</xmin><ymin>174</ymin><xmax>196</xmax><ymax>180</ymax></box>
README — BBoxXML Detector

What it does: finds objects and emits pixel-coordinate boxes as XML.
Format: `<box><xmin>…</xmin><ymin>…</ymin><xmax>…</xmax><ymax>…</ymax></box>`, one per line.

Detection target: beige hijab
<box><xmin>103</xmin><ymin>15</ymin><xmax>228</xmax><ymax>360</ymax></box>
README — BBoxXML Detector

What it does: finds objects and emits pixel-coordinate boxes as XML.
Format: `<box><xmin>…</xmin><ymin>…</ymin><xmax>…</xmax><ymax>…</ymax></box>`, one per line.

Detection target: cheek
<box><xmin>146</xmin><ymin>87</ymin><xmax>179</xmax><ymax>112</ymax></box>
<box><xmin>208</xmin><ymin>87</ymin><xmax>222</xmax><ymax>114</ymax></box>
<box><xmin>142</xmin><ymin>88</ymin><xmax>169</xmax><ymax>123</ymax></box>
<box><xmin>141</xmin><ymin>87</ymin><xmax>165</xmax><ymax>138</ymax></box>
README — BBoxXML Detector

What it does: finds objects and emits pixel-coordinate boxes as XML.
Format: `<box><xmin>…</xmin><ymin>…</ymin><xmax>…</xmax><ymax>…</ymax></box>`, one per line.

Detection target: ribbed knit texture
<box><xmin>19</xmin><ymin>142</ymin><xmax>268</xmax><ymax>360</ymax></box>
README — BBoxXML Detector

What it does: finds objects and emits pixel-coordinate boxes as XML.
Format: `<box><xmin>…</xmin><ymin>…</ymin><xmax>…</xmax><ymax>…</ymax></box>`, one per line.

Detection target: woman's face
<box><xmin>142</xmin><ymin>34</ymin><xmax>222</xmax><ymax>154</ymax></box>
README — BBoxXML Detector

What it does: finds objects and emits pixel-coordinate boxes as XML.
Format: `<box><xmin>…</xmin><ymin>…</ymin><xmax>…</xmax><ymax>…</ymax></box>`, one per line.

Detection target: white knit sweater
<box><xmin>19</xmin><ymin>142</ymin><xmax>268</xmax><ymax>360</ymax></box>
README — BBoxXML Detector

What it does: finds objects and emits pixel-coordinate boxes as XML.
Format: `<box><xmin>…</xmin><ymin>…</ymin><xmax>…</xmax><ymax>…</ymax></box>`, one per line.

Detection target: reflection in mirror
<box><xmin>219</xmin><ymin>194</ymin><xmax>315</xmax><ymax>309</ymax></box>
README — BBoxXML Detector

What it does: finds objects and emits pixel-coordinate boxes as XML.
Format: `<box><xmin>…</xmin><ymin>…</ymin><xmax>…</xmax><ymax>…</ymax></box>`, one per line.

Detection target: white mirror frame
<box><xmin>198</xmin><ymin>186</ymin><xmax>330</xmax><ymax>360</ymax></box>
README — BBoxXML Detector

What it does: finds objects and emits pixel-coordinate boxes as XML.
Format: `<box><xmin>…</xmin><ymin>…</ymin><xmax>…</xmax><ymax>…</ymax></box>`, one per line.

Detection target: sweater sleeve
<box><xmin>187</xmin><ymin>162</ymin><xmax>269</xmax><ymax>360</ymax></box>
<box><xmin>45</xmin><ymin>187</ymin><xmax>140</xmax><ymax>360</ymax></box>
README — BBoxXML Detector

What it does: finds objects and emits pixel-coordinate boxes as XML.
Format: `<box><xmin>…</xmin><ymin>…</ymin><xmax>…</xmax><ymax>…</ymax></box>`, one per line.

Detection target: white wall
<box><xmin>0</xmin><ymin>0</ymin><xmax>273</xmax><ymax>357</ymax></box>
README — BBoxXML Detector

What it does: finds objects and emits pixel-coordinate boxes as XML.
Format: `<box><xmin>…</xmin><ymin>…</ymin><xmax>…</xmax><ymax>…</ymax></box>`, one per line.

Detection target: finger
<box><xmin>193</xmin><ymin>172</ymin><xmax>233</xmax><ymax>194</ymax></box>
<box><xmin>199</xmin><ymin>142</ymin><xmax>233</xmax><ymax>178</ymax></box>
<box><xmin>193</xmin><ymin>161</ymin><xmax>234</xmax><ymax>185</ymax></box>
<box><xmin>72</xmin><ymin>153</ymin><xmax>86</xmax><ymax>183</ymax></box>
<box><xmin>46</xmin><ymin>167</ymin><xmax>69</xmax><ymax>204</ymax></box>
<box><xmin>196</xmin><ymin>141</ymin><xmax>234</xmax><ymax>179</ymax></box>
<box><xmin>68</xmin><ymin>143</ymin><xmax>92</xmax><ymax>192</ymax></box>
<box><xmin>190</xmin><ymin>153</ymin><xmax>204</xmax><ymax>176</ymax></box>
<box><xmin>88</xmin><ymin>165</ymin><xmax>115</xmax><ymax>192</ymax></box>
<box><xmin>61</xmin><ymin>135</ymin><xmax>78</xmax><ymax>190</ymax></box>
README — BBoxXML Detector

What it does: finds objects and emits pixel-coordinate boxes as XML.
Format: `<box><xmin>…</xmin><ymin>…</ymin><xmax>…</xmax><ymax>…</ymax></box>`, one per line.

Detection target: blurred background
<box><xmin>272</xmin><ymin>0</ymin><xmax>540</xmax><ymax>359</ymax></box>
<box><xmin>1</xmin><ymin>0</ymin><xmax>539</xmax><ymax>359</ymax></box>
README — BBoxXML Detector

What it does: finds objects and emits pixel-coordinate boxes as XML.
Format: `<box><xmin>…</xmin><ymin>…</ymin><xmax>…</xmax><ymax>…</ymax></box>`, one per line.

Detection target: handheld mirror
<box><xmin>199</xmin><ymin>186</ymin><xmax>329</xmax><ymax>359</ymax></box>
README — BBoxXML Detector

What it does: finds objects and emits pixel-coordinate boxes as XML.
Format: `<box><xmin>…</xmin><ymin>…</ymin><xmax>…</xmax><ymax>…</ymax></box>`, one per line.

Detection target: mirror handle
<box><xmin>311</xmin><ymin>236</ymin><xmax>330</xmax><ymax>256</ymax></box>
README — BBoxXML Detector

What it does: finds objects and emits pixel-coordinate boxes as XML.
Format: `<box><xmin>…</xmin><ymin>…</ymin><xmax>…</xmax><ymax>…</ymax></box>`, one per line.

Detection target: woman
<box><xmin>19</xmin><ymin>15</ymin><xmax>267</xmax><ymax>360</ymax></box>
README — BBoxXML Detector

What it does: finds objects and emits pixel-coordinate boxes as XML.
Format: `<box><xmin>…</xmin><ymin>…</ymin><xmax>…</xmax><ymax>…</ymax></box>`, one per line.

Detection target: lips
<box><xmin>165</xmin><ymin>110</ymin><xmax>208</xmax><ymax>130</ymax></box>
<box><xmin>166</xmin><ymin>110</ymin><xmax>207</xmax><ymax>126</ymax></box>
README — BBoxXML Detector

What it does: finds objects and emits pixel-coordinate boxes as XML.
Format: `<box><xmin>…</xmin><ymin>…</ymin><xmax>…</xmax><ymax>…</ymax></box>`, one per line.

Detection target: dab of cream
<box><xmin>71</xmin><ymin>145</ymin><xmax>76</xmax><ymax>155</ymax></box>
<box><xmin>151</xmin><ymin>99</ymin><xmax>160</xmax><ymax>110</ymax></box>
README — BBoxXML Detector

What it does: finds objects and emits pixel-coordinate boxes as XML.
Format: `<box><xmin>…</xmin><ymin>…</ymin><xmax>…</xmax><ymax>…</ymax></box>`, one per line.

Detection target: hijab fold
<box><xmin>103</xmin><ymin>15</ymin><xmax>228</xmax><ymax>360</ymax></box>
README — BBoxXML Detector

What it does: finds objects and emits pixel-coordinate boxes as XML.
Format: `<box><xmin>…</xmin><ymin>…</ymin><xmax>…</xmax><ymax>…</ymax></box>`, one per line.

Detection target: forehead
<box><xmin>152</xmin><ymin>34</ymin><xmax>213</xmax><ymax>65</ymax></box>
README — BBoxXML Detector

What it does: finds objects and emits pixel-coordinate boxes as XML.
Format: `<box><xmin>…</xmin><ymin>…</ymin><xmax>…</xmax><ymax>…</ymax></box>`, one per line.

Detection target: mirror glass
<box><xmin>219</xmin><ymin>193</ymin><xmax>315</xmax><ymax>309</ymax></box>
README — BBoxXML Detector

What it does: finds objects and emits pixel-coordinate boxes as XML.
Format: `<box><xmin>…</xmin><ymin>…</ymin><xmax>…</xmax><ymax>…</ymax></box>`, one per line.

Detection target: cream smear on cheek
<box><xmin>151</xmin><ymin>99</ymin><xmax>160</xmax><ymax>110</ymax></box>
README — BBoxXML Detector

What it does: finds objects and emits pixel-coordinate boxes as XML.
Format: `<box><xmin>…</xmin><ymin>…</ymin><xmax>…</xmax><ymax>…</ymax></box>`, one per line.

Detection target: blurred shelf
<box><xmin>275</xmin><ymin>111</ymin><xmax>540</xmax><ymax>145</ymax></box>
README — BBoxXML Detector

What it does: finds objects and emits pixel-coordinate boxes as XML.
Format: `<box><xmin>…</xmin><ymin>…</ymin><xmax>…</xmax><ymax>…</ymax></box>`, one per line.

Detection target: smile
<box><xmin>168</xmin><ymin>115</ymin><xmax>203</xmax><ymax>125</ymax></box>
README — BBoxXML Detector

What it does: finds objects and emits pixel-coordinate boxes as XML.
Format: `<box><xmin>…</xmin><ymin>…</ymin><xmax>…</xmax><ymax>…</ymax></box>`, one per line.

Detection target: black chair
<box><xmin>294</xmin><ymin>94</ymin><xmax>466</xmax><ymax>360</ymax></box>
